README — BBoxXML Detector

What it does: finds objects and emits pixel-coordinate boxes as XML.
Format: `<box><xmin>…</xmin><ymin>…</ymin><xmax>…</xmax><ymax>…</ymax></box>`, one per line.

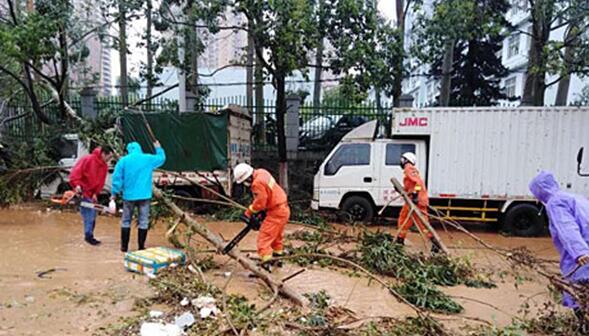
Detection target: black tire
<box><xmin>341</xmin><ymin>196</ymin><xmax>374</xmax><ymax>223</ymax></box>
<box><xmin>56</xmin><ymin>182</ymin><xmax>71</xmax><ymax>194</ymax></box>
<box><xmin>502</xmin><ymin>203</ymin><xmax>545</xmax><ymax>237</ymax></box>
<box><xmin>173</xmin><ymin>189</ymin><xmax>194</xmax><ymax>210</ymax></box>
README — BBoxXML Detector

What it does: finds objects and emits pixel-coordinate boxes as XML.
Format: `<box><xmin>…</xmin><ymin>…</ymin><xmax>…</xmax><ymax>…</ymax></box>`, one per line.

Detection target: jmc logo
<box><xmin>399</xmin><ymin>117</ymin><xmax>428</xmax><ymax>127</ymax></box>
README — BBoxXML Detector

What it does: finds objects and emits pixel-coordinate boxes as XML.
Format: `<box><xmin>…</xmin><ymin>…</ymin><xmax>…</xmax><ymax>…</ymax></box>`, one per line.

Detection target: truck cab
<box><xmin>39</xmin><ymin>134</ymin><xmax>113</xmax><ymax>199</ymax></box>
<box><xmin>312</xmin><ymin>121</ymin><xmax>426</xmax><ymax>221</ymax></box>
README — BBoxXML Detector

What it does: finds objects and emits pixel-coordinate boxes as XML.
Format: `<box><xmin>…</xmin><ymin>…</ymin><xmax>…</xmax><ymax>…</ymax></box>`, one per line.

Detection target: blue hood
<box><xmin>111</xmin><ymin>142</ymin><xmax>166</xmax><ymax>201</ymax></box>
<box><xmin>127</xmin><ymin>142</ymin><xmax>143</xmax><ymax>154</ymax></box>
<box><xmin>529</xmin><ymin>171</ymin><xmax>560</xmax><ymax>204</ymax></box>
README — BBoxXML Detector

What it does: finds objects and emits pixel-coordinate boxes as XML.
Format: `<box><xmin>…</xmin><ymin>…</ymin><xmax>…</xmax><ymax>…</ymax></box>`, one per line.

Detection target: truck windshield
<box><xmin>324</xmin><ymin>143</ymin><xmax>370</xmax><ymax>175</ymax></box>
<box><xmin>58</xmin><ymin>139</ymin><xmax>78</xmax><ymax>159</ymax></box>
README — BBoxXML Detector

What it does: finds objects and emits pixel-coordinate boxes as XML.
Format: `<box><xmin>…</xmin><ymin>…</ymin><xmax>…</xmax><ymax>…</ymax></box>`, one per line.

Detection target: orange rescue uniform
<box><xmin>245</xmin><ymin>169</ymin><xmax>290</xmax><ymax>260</ymax></box>
<box><xmin>397</xmin><ymin>163</ymin><xmax>431</xmax><ymax>239</ymax></box>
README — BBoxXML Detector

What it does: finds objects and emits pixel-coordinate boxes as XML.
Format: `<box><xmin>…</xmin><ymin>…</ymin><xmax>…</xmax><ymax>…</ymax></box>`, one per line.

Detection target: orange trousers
<box><xmin>397</xmin><ymin>204</ymin><xmax>432</xmax><ymax>239</ymax></box>
<box><xmin>257</xmin><ymin>206</ymin><xmax>290</xmax><ymax>259</ymax></box>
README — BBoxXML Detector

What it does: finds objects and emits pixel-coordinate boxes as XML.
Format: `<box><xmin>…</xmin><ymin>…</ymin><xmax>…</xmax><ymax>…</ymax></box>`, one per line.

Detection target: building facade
<box><xmin>70</xmin><ymin>0</ymin><xmax>112</xmax><ymax>96</ymax></box>
<box><xmin>401</xmin><ymin>0</ymin><xmax>588</xmax><ymax>107</ymax></box>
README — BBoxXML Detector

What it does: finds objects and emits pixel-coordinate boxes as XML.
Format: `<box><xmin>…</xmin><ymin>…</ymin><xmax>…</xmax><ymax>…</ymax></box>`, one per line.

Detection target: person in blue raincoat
<box><xmin>111</xmin><ymin>140</ymin><xmax>166</xmax><ymax>252</ymax></box>
<box><xmin>529</xmin><ymin>171</ymin><xmax>589</xmax><ymax>331</ymax></box>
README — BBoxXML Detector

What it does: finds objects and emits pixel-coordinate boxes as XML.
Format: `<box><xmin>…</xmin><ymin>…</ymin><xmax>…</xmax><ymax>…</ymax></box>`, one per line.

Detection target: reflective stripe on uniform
<box><xmin>248</xmin><ymin>205</ymin><xmax>258</xmax><ymax>214</ymax></box>
<box><xmin>268</xmin><ymin>177</ymin><xmax>275</xmax><ymax>190</ymax></box>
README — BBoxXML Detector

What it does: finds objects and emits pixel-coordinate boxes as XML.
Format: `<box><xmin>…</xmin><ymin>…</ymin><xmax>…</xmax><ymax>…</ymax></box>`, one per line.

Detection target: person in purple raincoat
<box><xmin>529</xmin><ymin>171</ymin><xmax>589</xmax><ymax>331</ymax></box>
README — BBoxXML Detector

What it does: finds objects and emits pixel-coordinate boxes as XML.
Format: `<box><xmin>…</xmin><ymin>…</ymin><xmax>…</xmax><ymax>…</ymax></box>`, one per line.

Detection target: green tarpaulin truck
<box><xmin>40</xmin><ymin>105</ymin><xmax>251</xmax><ymax>201</ymax></box>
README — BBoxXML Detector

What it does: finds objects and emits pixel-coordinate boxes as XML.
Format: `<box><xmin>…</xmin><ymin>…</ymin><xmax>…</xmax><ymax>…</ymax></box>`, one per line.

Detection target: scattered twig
<box><xmin>36</xmin><ymin>267</ymin><xmax>67</xmax><ymax>279</ymax></box>
<box><xmin>449</xmin><ymin>295</ymin><xmax>515</xmax><ymax>318</ymax></box>
<box><xmin>221</xmin><ymin>269</ymin><xmax>240</xmax><ymax>336</ymax></box>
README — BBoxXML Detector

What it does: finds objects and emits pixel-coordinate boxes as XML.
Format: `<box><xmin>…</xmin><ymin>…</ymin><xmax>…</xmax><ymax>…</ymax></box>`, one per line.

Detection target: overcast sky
<box><xmin>110</xmin><ymin>1</ymin><xmax>396</xmax><ymax>89</ymax></box>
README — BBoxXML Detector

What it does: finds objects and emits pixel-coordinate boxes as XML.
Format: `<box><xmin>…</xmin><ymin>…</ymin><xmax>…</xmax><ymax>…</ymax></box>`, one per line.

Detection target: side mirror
<box><xmin>578</xmin><ymin>147</ymin><xmax>589</xmax><ymax>177</ymax></box>
<box><xmin>313</xmin><ymin>160</ymin><xmax>321</xmax><ymax>174</ymax></box>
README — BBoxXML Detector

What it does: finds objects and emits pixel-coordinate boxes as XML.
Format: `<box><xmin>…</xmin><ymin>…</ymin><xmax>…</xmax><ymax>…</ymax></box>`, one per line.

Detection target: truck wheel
<box><xmin>341</xmin><ymin>196</ymin><xmax>374</xmax><ymax>223</ymax></box>
<box><xmin>57</xmin><ymin>182</ymin><xmax>71</xmax><ymax>194</ymax></box>
<box><xmin>174</xmin><ymin>189</ymin><xmax>194</xmax><ymax>210</ymax></box>
<box><xmin>502</xmin><ymin>203</ymin><xmax>545</xmax><ymax>237</ymax></box>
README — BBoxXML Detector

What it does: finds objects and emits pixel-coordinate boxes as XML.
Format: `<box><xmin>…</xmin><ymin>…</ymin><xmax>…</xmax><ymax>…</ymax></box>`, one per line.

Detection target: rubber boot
<box><xmin>121</xmin><ymin>228</ymin><xmax>130</xmax><ymax>253</ymax></box>
<box><xmin>272</xmin><ymin>251</ymin><xmax>284</xmax><ymax>268</ymax></box>
<box><xmin>431</xmin><ymin>239</ymin><xmax>442</xmax><ymax>255</ymax></box>
<box><xmin>89</xmin><ymin>220</ymin><xmax>100</xmax><ymax>245</ymax></box>
<box><xmin>138</xmin><ymin>229</ymin><xmax>148</xmax><ymax>250</ymax></box>
<box><xmin>395</xmin><ymin>236</ymin><xmax>405</xmax><ymax>246</ymax></box>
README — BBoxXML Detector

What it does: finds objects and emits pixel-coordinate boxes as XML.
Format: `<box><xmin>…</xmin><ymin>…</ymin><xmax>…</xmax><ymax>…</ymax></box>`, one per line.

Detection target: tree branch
<box><xmin>69</xmin><ymin>18</ymin><xmax>118</xmax><ymax>48</ymax></box>
<box><xmin>515</xmin><ymin>29</ymin><xmax>534</xmax><ymax>38</ymax></box>
<box><xmin>0</xmin><ymin>65</ymin><xmax>28</xmax><ymax>90</ymax></box>
<box><xmin>153</xmin><ymin>187</ymin><xmax>308</xmax><ymax>308</ymax></box>
<box><xmin>160</xmin><ymin>2</ymin><xmax>249</xmax><ymax>32</ymax></box>
<box><xmin>546</xmin><ymin>75</ymin><xmax>564</xmax><ymax>88</ymax></box>
<box><xmin>198</xmin><ymin>63</ymin><xmax>247</xmax><ymax>77</ymax></box>
<box><xmin>7</xmin><ymin>0</ymin><xmax>18</xmax><ymax>24</ymax></box>
<box><xmin>403</xmin><ymin>0</ymin><xmax>412</xmax><ymax>24</ymax></box>
<box><xmin>22</xmin><ymin>63</ymin><xmax>53</xmax><ymax>124</ymax></box>
<box><xmin>26</xmin><ymin>61</ymin><xmax>58</xmax><ymax>87</ymax></box>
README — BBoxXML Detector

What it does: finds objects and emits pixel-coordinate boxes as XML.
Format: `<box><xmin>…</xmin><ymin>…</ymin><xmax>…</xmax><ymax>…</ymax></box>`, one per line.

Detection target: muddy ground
<box><xmin>0</xmin><ymin>206</ymin><xmax>562</xmax><ymax>335</ymax></box>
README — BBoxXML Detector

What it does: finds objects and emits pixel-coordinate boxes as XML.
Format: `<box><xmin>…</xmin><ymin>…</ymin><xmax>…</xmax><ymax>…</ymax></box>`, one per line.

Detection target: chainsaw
<box><xmin>222</xmin><ymin>212</ymin><xmax>266</xmax><ymax>254</ymax></box>
<box><xmin>50</xmin><ymin>191</ymin><xmax>116</xmax><ymax>214</ymax></box>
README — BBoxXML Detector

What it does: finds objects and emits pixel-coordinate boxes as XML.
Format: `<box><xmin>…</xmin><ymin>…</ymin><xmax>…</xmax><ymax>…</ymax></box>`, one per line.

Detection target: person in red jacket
<box><xmin>233</xmin><ymin>163</ymin><xmax>290</xmax><ymax>270</ymax></box>
<box><xmin>69</xmin><ymin>146</ymin><xmax>113</xmax><ymax>245</ymax></box>
<box><xmin>395</xmin><ymin>152</ymin><xmax>441</xmax><ymax>254</ymax></box>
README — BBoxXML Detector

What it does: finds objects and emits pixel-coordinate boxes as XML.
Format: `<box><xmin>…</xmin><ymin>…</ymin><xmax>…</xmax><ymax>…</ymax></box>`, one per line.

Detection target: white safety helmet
<box><xmin>400</xmin><ymin>152</ymin><xmax>417</xmax><ymax>166</ymax></box>
<box><xmin>233</xmin><ymin>163</ymin><xmax>254</xmax><ymax>184</ymax></box>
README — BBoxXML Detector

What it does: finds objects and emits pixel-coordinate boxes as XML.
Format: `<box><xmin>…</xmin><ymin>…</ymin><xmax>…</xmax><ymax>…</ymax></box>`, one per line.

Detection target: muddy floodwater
<box><xmin>0</xmin><ymin>207</ymin><xmax>560</xmax><ymax>335</ymax></box>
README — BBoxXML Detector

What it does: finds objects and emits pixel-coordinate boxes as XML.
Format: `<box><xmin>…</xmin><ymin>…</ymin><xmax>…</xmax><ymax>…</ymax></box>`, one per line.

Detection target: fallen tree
<box><xmin>153</xmin><ymin>187</ymin><xmax>308</xmax><ymax>308</ymax></box>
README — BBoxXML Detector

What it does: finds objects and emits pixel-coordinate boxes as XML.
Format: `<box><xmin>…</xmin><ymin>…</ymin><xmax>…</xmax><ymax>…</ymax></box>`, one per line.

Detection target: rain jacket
<box><xmin>398</xmin><ymin>163</ymin><xmax>431</xmax><ymax>239</ymax></box>
<box><xmin>111</xmin><ymin>142</ymin><xmax>166</xmax><ymax>201</ymax></box>
<box><xmin>403</xmin><ymin>163</ymin><xmax>429</xmax><ymax>207</ymax></box>
<box><xmin>529</xmin><ymin>171</ymin><xmax>589</xmax><ymax>308</ymax></box>
<box><xmin>69</xmin><ymin>148</ymin><xmax>109</xmax><ymax>198</ymax></box>
<box><xmin>245</xmin><ymin>169</ymin><xmax>289</xmax><ymax>217</ymax></box>
<box><xmin>244</xmin><ymin>169</ymin><xmax>290</xmax><ymax>259</ymax></box>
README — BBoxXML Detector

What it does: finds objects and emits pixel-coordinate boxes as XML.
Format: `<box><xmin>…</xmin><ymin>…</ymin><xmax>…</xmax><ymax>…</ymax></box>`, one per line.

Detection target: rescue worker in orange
<box><xmin>395</xmin><ymin>152</ymin><xmax>441</xmax><ymax>254</ymax></box>
<box><xmin>233</xmin><ymin>163</ymin><xmax>290</xmax><ymax>269</ymax></box>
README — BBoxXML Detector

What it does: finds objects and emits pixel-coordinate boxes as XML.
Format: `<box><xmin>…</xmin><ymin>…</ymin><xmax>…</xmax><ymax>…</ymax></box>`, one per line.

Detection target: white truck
<box><xmin>40</xmin><ymin>105</ymin><xmax>251</xmax><ymax>202</ymax></box>
<box><xmin>311</xmin><ymin>106</ymin><xmax>589</xmax><ymax>236</ymax></box>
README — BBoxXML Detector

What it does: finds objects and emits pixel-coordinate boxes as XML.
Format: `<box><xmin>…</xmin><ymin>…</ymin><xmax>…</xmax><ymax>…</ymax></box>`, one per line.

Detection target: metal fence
<box><xmin>1</xmin><ymin>94</ymin><xmax>389</xmax><ymax>152</ymax></box>
<box><xmin>1</xmin><ymin>95</ymin><xmax>179</xmax><ymax>139</ymax></box>
<box><xmin>205</xmin><ymin>95</ymin><xmax>390</xmax><ymax>151</ymax></box>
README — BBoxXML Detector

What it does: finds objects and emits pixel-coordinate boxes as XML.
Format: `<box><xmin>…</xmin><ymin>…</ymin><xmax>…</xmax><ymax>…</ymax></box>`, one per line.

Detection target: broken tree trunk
<box><xmin>390</xmin><ymin>177</ymin><xmax>450</xmax><ymax>254</ymax></box>
<box><xmin>152</xmin><ymin>187</ymin><xmax>308</xmax><ymax>308</ymax></box>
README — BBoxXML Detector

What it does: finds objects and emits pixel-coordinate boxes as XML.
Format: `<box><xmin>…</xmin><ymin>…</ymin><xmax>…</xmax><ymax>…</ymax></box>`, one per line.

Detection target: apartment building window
<box><xmin>427</xmin><ymin>82</ymin><xmax>436</xmax><ymax>103</ymax></box>
<box><xmin>511</xmin><ymin>0</ymin><xmax>527</xmax><ymax>15</ymax></box>
<box><xmin>508</xmin><ymin>34</ymin><xmax>520</xmax><ymax>58</ymax></box>
<box><xmin>504</xmin><ymin>77</ymin><xmax>516</xmax><ymax>98</ymax></box>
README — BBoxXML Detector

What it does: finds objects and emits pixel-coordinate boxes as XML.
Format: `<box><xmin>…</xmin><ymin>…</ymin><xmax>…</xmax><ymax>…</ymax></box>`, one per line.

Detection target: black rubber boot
<box><xmin>138</xmin><ymin>229</ymin><xmax>148</xmax><ymax>250</ymax></box>
<box><xmin>121</xmin><ymin>228</ymin><xmax>130</xmax><ymax>252</ymax></box>
<box><xmin>395</xmin><ymin>236</ymin><xmax>405</xmax><ymax>246</ymax></box>
<box><xmin>431</xmin><ymin>240</ymin><xmax>442</xmax><ymax>255</ymax></box>
<box><xmin>272</xmin><ymin>252</ymin><xmax>284</xmax><ymax>268</ymax></box>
